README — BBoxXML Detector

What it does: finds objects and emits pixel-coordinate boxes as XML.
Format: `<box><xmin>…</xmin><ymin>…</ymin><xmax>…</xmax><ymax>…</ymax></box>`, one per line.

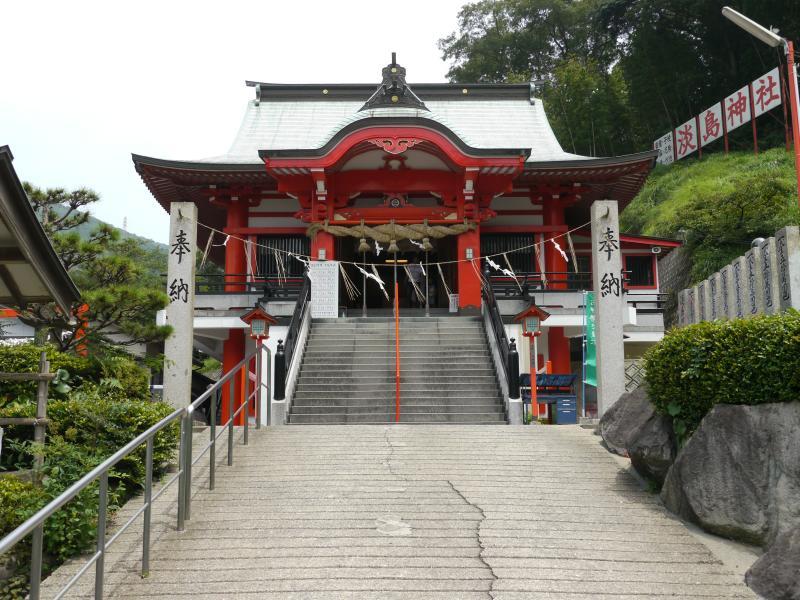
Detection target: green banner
<box><xmin>584</xmin><ymin>291</ymin><xmax>597</xmax><ymax>387</ymax></box>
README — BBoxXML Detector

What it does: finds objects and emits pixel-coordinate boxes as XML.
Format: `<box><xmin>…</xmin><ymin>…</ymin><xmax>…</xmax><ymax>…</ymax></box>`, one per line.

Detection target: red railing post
<box><xmin>394</xmin><ymin>282</ymin><xmax>400</xmax><ymax>423</ymax></box>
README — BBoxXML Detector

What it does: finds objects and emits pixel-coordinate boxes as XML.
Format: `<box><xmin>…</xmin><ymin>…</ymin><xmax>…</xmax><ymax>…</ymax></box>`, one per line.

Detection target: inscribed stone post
<box><xmin>590</xmin><ymin>201</ymin><xmax>625</xmax><ymax>417</ymax></box>
<box><xmin>163</xmin><ymin>203</ymin><xmax>197</xmax><ymax>409</ymax></box>
<box><xmin>702</xmin><ymin>278</ymin><xmax>714</xmax><ymax>321</ymax></box>
<box><xmin>744</xmin><ymin>246</ymin><xmax>763</xmax><ymax>316</ymax></box>
<box><xmin>696</xmin><ymin>282</ymin><xmax>706</xmax><ymax>322</ymax></box>
<box><xmin>775</xmin><ymin>226</ymin><xmax>800</xmax><ymax>311</ymax></box>
<box><xmin>731</xmin><ymin>257</ymin><xmax>746</xmax><ymax>319</ymax></box>
<box><xmin>759</xmin><ymin>237</ymin><xmax>780</xmax><ymax>315</ymax></box>
<box><xmin>710</xmin><ymin>273</ymin><xmax>721</xmax><ymax>321</ymax></box>
<box><xmin>720</xmin><ymin>265</ymin><xmax>732</xmax><ymax>319</ymax></box>
<box><xmin>687</xmin><ymin>287</ymin><xmax>696</xmax><ymax>324</ymax></box>
<box><xmin>677</xmin><ymin>289</ymin><xmax>687</xmax><ymax>326</ymax></box>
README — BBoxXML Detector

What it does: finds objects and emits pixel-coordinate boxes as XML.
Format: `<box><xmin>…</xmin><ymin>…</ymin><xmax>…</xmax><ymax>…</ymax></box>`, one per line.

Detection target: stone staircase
<box><xmin>288</xmin><ymin>316</ymin><xmax>507</xmax><ymax>424</ymax></box>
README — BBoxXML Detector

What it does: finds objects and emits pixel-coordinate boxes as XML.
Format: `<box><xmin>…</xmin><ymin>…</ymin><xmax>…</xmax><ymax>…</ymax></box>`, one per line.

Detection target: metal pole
<box><xmin>33</xmin><ymin>352</ymin><xmax>48</xmax><ymax>471</ymax></box>
<box><xmin>581</xmin><ymin>291</ymin><xmax>587</xmax><ymax>419</ymax></box>
<box><xmin>393</xmin><ymin>253</ymin><xmax>398</xmax><ymax>314</ymax></box>
<box><xmin>394</xmin><ymin>282</ymin><xmax>401</xmax><ymax>423</ymax></box>
<box><xmin>183</xmin><ymin>410</ymin><xmax>193</xmax><ymax>521</ymax></box>
<box><xmin>177</xmin><ymin>417</ymin><xmax>187</xmax><ymax>531</ymax></box>
<box><xmin>142</xmin><ymin>438</ymin><xmax>153</xmax><ymax>577</ymax></box>
<box><xmin>266</xmin><ymin>348</ymin><xmax>272</xmax><ymax>426</ymax></box>
<box><xmin>29</xmin><ymin>523</ymin><xmax>43</xmax><ymax>600</ymax></box>
<box><xmin>362</xmin><ymin>251</ymin><xmax>367</xmax><ymax>318</ymax></box>
<box><xmin>228</xmin><ymin>377</ymin><xmax>235</xmax><ymax>466</ymax></box>
<box><xmin>786</xmin><ymin>40</ymin><xmax>800</xmax><ymax>213</ymax></box>
<box><xmin>209</xmin><ymin>389</ymin><xmax>217</xmax><ymax>490</ymax></box>
<box><xmin>243</xmin><ymin>365</ymin><xmax>249</xmax><ymax>447</ymax></box>
<box><xmin>255</xmin><ymin>342</ymin><xmax>262</xmax><ymax>430</ymax></box>
<box><xmin>95</xmin><ymin>472</ymin><xmax>108</xmax><ymax>600</ymax></box>
<box><xmin>425</xmin><ymin>249</ymin><xmax>430</xmax><ymax>317</ymax></box>
<box><xmin>531</xmin><ymin>335</ymin><xmax>539</xmax><ymax>421</ymax></box>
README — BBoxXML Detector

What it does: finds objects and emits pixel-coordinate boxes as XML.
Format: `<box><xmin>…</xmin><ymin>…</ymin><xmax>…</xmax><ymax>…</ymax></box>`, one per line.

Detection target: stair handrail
<box><xmin>0</xmin><ymin>346</ymin><xmax>268</xmax><ymax>600</ymax></box>
<box><xmin>482</xmin><ymin>263</ymin><xmax>511</xmax><ymax>384</ymax></box>
<box><xmin>283</xmin><ymin>273</ymin><xmax>311</xmax><ymax>373</ymax></box>
<box><xmin>394</xmin><ymin>281</ymin><xmax>401</xmax><ymax>422</ymax></box>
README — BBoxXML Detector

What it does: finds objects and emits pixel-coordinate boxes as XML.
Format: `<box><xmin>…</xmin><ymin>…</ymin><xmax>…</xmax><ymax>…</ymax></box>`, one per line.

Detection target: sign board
<box><xmin>724</xmin><ymin>85</ymin><xmax>752</xmax><ymax>133</ymax></box>
<box><xmin>752</xmin><ymin>67</ymin><xmax>782</xmax><ymax>117</ymax></box>
<box><xmin>674</xmin><ymin>118</ymin><xmax>698</xmax><ymax>160</ymax></box>
<box><xmin>654</xmin><ymin>132</ymin><xmax>674</xmax><ymax>165</ymax></box>
<box><xmin>309</xmin><ymin>261</ymin><xmax>339</xmax><ymax>319</ymax></box>
<box><xmin>449</xmin><ymin>293</ymin><xmax>459</xmax><ymax>313</ymax></box>
<box><xmin>699</xmin><ymin>103</ymin><xmax>723</xmax><ymax>147</ymax></box>
<box><xmin>583</xmin><ymin>291</ymin><xmax>596</xmax><ymax>386</ymax></box>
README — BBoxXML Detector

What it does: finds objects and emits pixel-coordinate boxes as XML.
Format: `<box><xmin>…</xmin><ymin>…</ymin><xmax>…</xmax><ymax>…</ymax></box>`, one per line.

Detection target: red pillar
<box><xmin>225</xmin><ymin>199</ymin><xmax>248</xmax><ymax>291</ymax></box>
<box><xmin>543</xmin><ymin>200</ymin><xmax>567</xmax><ymax>289</ymax></box>
<box><xmin>311</xmin><ymin>231</ymin><xmax>335</xmax><ymax>261</ymax></box>
<box><xmin>543</xmin><ymin>200</ymin><xmax>571</xmax><ymax>374</ymax></box>
<box><xmin>222</xmin><ymin>329</ymin><xmax>245</xmax><ymax>425</ymax></box>
<box><xmin>457</xmin><ymin>226</ymin><xmax>481</xmax><ymax>309</ymax></box>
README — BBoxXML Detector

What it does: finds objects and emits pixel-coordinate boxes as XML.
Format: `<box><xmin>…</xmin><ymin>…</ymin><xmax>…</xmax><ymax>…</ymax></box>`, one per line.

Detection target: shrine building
<box><xmin>134</xmin><ymin>56</ymin><xmax>678</xmax><ymax>423</ymax></box>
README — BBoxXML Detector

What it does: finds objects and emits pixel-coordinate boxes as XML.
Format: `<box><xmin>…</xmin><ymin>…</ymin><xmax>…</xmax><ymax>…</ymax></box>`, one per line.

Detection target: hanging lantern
<box><xmin>514</xmin><ymin>302</ymin><xmax>550</xmax><ymax>338</ymax></box>
<box><xmin>358</xmin><ymin>237</ymin><xmax>371</xmax><ymax>253</ymax></box>
<box><xmin>240</xmin><ymin>304</ymin><xmax>278</xmax><ymax>340</ymax></box>
<box><xmin>388</xmin><ymin>239</ymin><xmax>400</xmax><ymax>254</ymax></box>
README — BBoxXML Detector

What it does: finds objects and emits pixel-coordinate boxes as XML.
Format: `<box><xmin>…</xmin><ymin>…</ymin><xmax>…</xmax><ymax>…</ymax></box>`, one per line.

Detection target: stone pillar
<box><xmin>457</xmin><ymin>227</ymin><xmax>481</xmax><ymax>310</ymax></box>
<box><xmin>702</xmin><ymin>279</ymin><xmax>713</xmax><ymax>321</ymax></box>
<box><xmin>677</xmin><ymin>289</ymin><xmax>687</xmax><ymax>326</ymax></box>
<box><xmin>720</xmin><ymin>265</ymin><xmax>733</xmax><ymax>319</ymax></box>
<box><xmin>775</xmin><ymin>226</ymin><xmax>800</xmax><ymax>311</ymax></box>
<box><xmin>759</xmin><ymin>237</ymin><xmax>780</xmax><ymax>315</ymax></box>
<box><xmin>744</xmin><ymin>246</ymin><xmax>764</xmax><ymax>316</ymax></box>
<box><xmin>687</xmin><ymin>287</ymin><xmax>696</xmax><ymax>324</ymax></box>
<box><xmin>163</xmin><ymin>202</ymin><xmax>197</xmax><ymax>410</ymax></box>
<box><xmin>590</xmin><ymin>201</ymin><xmax>625</xmax><ymax>417</ymax></box>
<box><xmin>710</xmin><ymin>273</ymin><xmax>722</xmax><ymax>321</ymax></box>
<box><xmin>732</xmin><ymin>256</ymin><xmax>746</xmax><ymax>319</ymax></box>
<box><xmin>696</xmin><ymin>282</ymin><xmax>707</xmax><ymax>322</ymax></box>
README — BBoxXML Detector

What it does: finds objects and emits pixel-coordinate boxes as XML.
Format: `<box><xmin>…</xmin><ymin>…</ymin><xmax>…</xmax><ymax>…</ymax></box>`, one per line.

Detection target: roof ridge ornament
<box><xmin>360</xmin><ymin>52</ymin><xmax>428</xmax><ymax>112</ymax></box>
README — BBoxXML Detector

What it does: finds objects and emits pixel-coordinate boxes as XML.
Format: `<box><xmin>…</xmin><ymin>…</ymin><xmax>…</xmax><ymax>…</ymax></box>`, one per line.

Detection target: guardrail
<box><xmin>0</xmin><ymin>344</ymin><xmax>270</xmax><ymax>599</ymax></box>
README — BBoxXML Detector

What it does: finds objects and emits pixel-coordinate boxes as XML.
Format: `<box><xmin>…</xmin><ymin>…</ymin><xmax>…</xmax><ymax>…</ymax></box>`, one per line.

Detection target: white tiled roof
<box><xmin>195</xmin><ymin>98</ymin><xmax>588</xmax><ymax>165</ymax></box>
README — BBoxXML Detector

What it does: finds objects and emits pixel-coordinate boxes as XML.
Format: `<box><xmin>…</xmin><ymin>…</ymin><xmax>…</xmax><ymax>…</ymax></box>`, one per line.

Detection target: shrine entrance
<box><xmin>337</xmin><ymin>235</ymin><xmax>456</xmax><ymax>311</ymax></box>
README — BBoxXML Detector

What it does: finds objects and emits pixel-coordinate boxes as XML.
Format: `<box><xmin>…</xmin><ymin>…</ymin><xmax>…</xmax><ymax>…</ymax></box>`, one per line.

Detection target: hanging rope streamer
<box><xmin>502</xmin><ymin>253</ymin><xmax>523</xmax><ymax>292</ymax></box>
<box><xmin>273</xmin><ymin>249</ymin><xmax>287</xmax><ymax>286</ymax></box>
<box><xmin>470</xmin><ymin>259</ymin><xmax>489</xmax><ymax>290</ymax></box>
<box><xmin>552</xmin><ymin>238</ymin><xmax>569</xmax><ymax>264</ymax></box>
<box><xmin>199</xmin><ymin>231</ymin><xmax>214</xmax><ymax>271</ymax></box>
<box><xmin>339</xmin><ymin>264</ymin><xmax>360</xmax><ymax>301</ymax></box>
<box><xmin>370</xmin><ymin>265</ymin><xmax>390</xmax><ymax>300</ymax></box>
<box><xmin>436</xmin><ymin>263</ymin><xmax>451</xmax><ymax>297</ymax></box>
<box><xmin>486</xmin><ymin>255</ymin><xmax>521</xmax><ymax>291</ymax></box>
<box><xmin>533</xmin><ymin>235</ymin><xmax>547</xmax><ymax>287</ymax></box>
<box><xmin>403</xmin><ymin>265</ymin><xmax>426</xmax><ymax>304</ymax></box>
<box><xmin>193</xmin><ymin>220</ymin><xmax>592</xmax><ymax>269</ymax></box>
<box><xmin>566</xmin><ymin>231</ymin><xmax>579</xmax><ymax>274</ymax></box>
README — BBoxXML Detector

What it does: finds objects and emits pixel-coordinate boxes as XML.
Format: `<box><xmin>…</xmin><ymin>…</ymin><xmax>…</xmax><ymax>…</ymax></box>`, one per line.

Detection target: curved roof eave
<box><xmin>258</xmin><ymin>117</ymin><xmax>531</xmax><ymax>161</ymax></box>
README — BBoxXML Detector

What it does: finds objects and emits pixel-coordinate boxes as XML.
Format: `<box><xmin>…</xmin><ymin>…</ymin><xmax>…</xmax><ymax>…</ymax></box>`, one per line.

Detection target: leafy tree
<box><xmin>19</xmin><ymin>184</ymin><xmax>171</xmax><ymax>353</ymax></box>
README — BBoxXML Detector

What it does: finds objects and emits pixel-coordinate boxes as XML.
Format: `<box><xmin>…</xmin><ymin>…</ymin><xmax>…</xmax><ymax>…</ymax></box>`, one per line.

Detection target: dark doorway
<box><xmin>337</xmin><ymin>236</ymin><xmax>456</xmax><ymax>311</ymax></box>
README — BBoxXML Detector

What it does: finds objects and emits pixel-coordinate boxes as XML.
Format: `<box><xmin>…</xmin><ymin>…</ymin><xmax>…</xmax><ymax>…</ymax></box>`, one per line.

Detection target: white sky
<box><xmin>0</xmin><ymin>0</ymin><xmax>467</xmax><ymax>243</ymax></box>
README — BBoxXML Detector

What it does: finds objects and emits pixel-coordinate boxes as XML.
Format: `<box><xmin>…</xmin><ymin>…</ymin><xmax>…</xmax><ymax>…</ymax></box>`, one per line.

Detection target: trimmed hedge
<box><xmin>644</xmin><ymin>311</ymin><xmax>800</xmax><ymax>440</ymax></box>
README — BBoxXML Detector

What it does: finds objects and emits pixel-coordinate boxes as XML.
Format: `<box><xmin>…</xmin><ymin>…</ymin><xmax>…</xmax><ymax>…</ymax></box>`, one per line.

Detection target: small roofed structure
<box><xmin>0</xmin><ymin>146</ymin><xmax>80</xmax><ymax>314</ymax></box>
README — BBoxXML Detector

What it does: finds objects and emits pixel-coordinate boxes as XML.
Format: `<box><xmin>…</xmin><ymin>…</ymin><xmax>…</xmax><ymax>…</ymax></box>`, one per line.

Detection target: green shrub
<box><xmin>0</xmin><ymin>344</ymin><xmax>98</xmax><ymax>408</ymax></box>
<box><xmin>0</xmin><ymin>392</ymin><xmax>178</xmax><ymax>486</ymax></box>
<box><xmin>644</xmin><ymin>311</ymin><xmax>800</xmax><ymax>441</ymax></box>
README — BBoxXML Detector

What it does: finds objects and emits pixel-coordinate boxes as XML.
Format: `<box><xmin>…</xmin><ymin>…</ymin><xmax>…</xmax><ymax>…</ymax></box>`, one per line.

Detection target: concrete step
<box><xmin>297</xmin><ymin>368</ymin><xmax>496</xmax><ymax>376</ymax></box>
<box><xmin>303</xmin><ymin>350</ymin><xmax>491</xmax><ymax>357</ymax></box>
<box><xmin>295</xmin><ymin>376</ymin><xmax>498</xmax><ymax>385</ymax></box>
<box><xmin>293</xmin><ymin>390</ymin><xmax>503</xmax><ymax>399</ymax></box>
<box><xmin>291</xmin><ymin>396</ymin><xmax>503</xmax><ymax>406</ymax></box>
<box><xmin>288</xmin><ymin>412</ymin><xmax>506</xmax><ymax>424</ymax></box>
<box><xmin>300</xmin><ymin>358</ymin><xmax>493</xmax><ymax>367</ymax></box>
<box><xmin>291</xmin><ymin>404</ymin><xmax>504</xmax><ymax>415</ymax></box>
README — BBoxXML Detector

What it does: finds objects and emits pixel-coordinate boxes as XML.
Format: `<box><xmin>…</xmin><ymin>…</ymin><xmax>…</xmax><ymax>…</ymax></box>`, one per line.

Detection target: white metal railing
<box><xmin>0</xmin><ymin>344</ymin><xmax>270</xmax><ymax>599</ymax></box>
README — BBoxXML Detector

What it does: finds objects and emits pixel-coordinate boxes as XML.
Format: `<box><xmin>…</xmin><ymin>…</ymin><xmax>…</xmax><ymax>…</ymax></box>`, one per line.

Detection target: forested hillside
<box><xmin>440</xmin><ymin>0</ymin><xmax>799</xmax><ymax>157</ymax></box>
<box><xmin>620</xmin><ymin>148</ymin><xmax>798</xmax><ymax>284</ymax></box>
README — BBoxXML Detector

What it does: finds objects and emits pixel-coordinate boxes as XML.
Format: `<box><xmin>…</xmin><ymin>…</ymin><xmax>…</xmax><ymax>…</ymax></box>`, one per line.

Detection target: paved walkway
<box><xmin>41</xmin><ymin>425</ymin><xmax>755</xmax><ymax>599</ymax></box>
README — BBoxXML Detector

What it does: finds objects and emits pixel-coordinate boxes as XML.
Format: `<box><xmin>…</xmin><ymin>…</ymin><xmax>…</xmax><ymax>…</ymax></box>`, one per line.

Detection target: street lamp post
<box><xmin>722</xmin><ymin>6</ymin><xmax>800</xmax><ymax>211</ymax></box>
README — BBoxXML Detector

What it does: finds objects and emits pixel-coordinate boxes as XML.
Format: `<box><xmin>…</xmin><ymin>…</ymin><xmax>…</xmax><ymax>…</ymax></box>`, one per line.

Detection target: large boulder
<box><xmin>661</xmin><ymin>402</ymin><xmax>800</xmax><ymax>547</ymax></box>
<box><xmin>599</xmin><ymin>386</ymin><xmax>675</xmax><ymax>484</ymax></box>
<box><xmin>745</xmin><ymin>526</ymin><xmax>800</xmax><ymax>600</ymax></box>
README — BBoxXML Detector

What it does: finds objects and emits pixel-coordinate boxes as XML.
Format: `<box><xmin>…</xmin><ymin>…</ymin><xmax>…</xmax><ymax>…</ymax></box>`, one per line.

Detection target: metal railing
<box><xmin>283</xmin><ymin>274</ymin><xmax>310</xmax><ymax>373</ymax></box>
<box><xmin>489</xmin><ymin>272</ymin><xmax>593</xmax><ymax>297</ymax></box>
<box><xmin>482</xmin><ymin>265</ymin><xmax>511</xmax><ymax>383</ymax></box>
<box><xmin>0</xmin><ymin>344</ymin><xmax>270</xmax><ymax>600</ymax></box>
<box><xmin>176</xmin><ymin>273</ymin><xmax>305</xmax><ymax>299</ymax></box>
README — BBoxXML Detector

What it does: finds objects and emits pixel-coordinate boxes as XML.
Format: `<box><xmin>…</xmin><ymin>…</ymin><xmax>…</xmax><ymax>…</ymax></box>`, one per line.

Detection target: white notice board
<box><xmin>309</xmin><ymin>261</ymin><xmax>339</xmax><ymax>319</ymax></box>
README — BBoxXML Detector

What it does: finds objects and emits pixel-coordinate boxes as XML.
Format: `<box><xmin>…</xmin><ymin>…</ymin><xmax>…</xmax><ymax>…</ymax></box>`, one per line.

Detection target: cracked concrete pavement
<box><xmin>40</xmin><ymin>425</ymin><xmax>756</xmax><ymax>599</ymax></box>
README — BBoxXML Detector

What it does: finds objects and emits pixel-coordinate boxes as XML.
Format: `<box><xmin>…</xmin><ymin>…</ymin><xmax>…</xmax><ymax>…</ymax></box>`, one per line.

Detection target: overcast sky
<box><xmin>0</xmin><ymin>0</ymin><xmax>467</xmax><ymax>243</ymax></box>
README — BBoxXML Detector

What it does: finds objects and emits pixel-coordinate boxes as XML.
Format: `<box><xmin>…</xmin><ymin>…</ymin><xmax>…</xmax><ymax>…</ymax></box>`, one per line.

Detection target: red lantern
<box><xmin>514</xmin><ymin>302</ymin><xmax>550</xmax><ymax>422</ymax></box>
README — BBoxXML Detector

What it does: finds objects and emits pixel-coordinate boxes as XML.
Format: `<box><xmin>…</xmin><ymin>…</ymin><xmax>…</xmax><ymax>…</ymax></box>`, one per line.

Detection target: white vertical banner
<box><xmin>724</xmin><ymin>85</ymin><xmax>752</xmax><ymax>132</ymax></box>
<box><xmin>674</xmin><ymin>117</ymin><xmax>698</xmax><ymax>160</ymax></box>
<box><xmin>752</xmin><ymin>66</ymin><xmax>782</xmax><ymax>117</ymax></box>
<box><xmin>653</xmin><ymin>132</ymin><xmax>675</xmax><ymax>165</ymax></box>
<box><xmin>309</xmin><ymin>260</ymin><xmax>339</xmax><ymax>319</ymax></box>
<box><xmin>699</xmin><ymin>103</ymin><xmax>724</xmax><ymax>147</ymax></box>
<box><xmin>164</xmin><ymin>202</ymin><xmax>197</xmax><ymax>409</ymax></box>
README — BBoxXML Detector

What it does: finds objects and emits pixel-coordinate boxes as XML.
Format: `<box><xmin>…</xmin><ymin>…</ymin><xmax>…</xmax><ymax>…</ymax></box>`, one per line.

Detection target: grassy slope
<box><xmin>620</xmin><ymin>148</ymin><xmax>798</xmax><ymax>284</ymax></box>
